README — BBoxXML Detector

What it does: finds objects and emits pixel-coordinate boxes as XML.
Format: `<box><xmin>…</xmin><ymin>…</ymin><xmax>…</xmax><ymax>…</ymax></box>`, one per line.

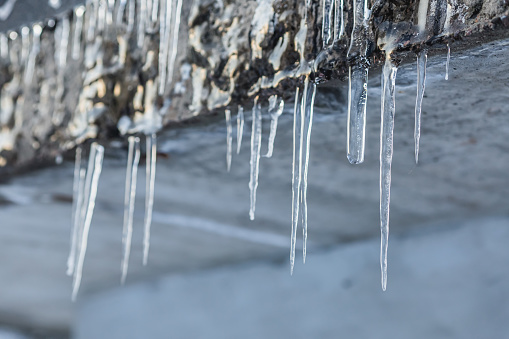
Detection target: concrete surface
<box><xmin>0</xmin><ymin>36</ymin><xmax>508</xmax><ymax>336</ymax></box>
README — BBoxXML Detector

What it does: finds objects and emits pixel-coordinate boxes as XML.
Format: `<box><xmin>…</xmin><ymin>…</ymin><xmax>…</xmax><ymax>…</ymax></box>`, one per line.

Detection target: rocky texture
<box><xmin>0</xmin><ymin>0</ymin><xmax>507</xmax><ymax>172</ymax></box>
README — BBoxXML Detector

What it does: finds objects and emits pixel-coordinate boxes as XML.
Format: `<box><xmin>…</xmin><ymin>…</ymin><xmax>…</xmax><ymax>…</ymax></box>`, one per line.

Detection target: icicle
<box><xmin>72</xmin><ymin>6</ymin><xmax>85</xmax><ymax>61</ymax></box>
<box><xmin>322</xmin><ymin>0</ymin><xmax>333</xmax><ymax>48</ymax></box>
<box><xmin>137</xmin><ymin>0</ymin><xmax>146</xmax><ymax>48</ymax></box>
<box><xmin>158</xmin><ymin>0</ymin><xmax>171</xmax><ymax>95</ymax></box>
<box><xmin>347</xmin><ymin>64</ymin><xmax>368</xmax><ymax>164</ymax></box>
<box><xmin>0</xmin><ymin>33</ymin><xmax>8</xmax><ymax>59</ymax></box>
<box><xmin>107</xmin><ymin>0</ymin><xmax>115</xmax><ymax>25</ymax></box>
<box><xmin>333</xmin><ymin>0</ymin><xmax>344</xmax><ymax>42</ymax></box>
<box><xmin>127</xmin><ymin>0</ymin><xmax>135</xmax><ymax>34</ymax></box>
<box><xmin>249</xmin><ymin>97</ymin><xmax>262</xmax><ymax>221</ymax></box>
<box><xmin>379</xmin><ymin>58</ymin><xmax>398</xmax><ymax>292</ymax></box>
<box><xmin>58</xmin><ymin>16</ymin><xmax>70</xmax><ymax>69</ymax></box>
<box><xmin>236</xmin><ymin>106</ymin><xmax>244</xmax><ymax>154</ymax></box>
<box><xmin>301</xmin><ymin>79</ymin><xmax>316</xmax><ymax>264</ymax></box>
<box><xmin>290</xmin><ymin>87</ymin><xmax>302</xmax><ymax>274</ymax></box>
<box><xmin>86</xmin><ymin>0</ymin><xmax>97</xmax><ymax>41</ymax></box>
<box><xmin>97</xmin><ymin>0</ymin><xmax>106</xmax><ymax>33</ymax></box>
<box><xmin>445</xmin><ymin>43</ymin><xmax>450</xmax><ymax>80</ymax></box>
<box><xmin>142</xmin><ymin>134</ymin><xmax>157</xmax><ymax>266</ymax></box>
<box><xmin>121</xmin><ymin>136</ymin><xmax>141</xmax><ymax>284</ymax></box>
<box><xmin>72</xmin><ymin>143</ymin><xmax>105</xmax><ymax>301</ymax></box>
<box><xmin>225</xmin><ymin>110</ymin><xmax>233</xmax><ymax>172</ymax></box>
<box><xmin>151</xmin><ymin>0</ymin><xmax>159</xmax><ymax>24</ymax></box>
<box><xmin>414</xmin><ymin>50</ymin><xmax>427</xmax><ymax>164</ymax></box>
<box><xmin>116</xmin><ymin>0</ymin><xmax>127</xmax><ymax>27</ymax></box>
<box><xmin>24</xmin><ymin>24</ymin><xmax>42</xmax><ymax>86</ymax></box>
<box><xmin>264</xmin><ymin>96</ymin><xmax>284</xmax><ymax>158</ymax></box>
<box><xmin>67</xmin><ymin>146</ymin><xmax>84</xmax><ymax>276</ymax></box>
<box><xmin>167</xmin><ymin>0</ymin><xmax>183</xmax><ymax>89</ymax></box>
<box><xmin>20</xmin><ymin>26</ymin><xmax>29</xmax><ymax>64</ymax></box>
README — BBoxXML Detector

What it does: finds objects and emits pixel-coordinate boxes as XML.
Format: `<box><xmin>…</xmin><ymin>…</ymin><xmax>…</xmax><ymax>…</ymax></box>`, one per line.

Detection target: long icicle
<box><xmin>249</xmin><ymin>97</ymin><xmax>262</xmax><ymax>221</ymax></box>
<box><xmin>67</xmin><ymin>146</ymin><xmax>84</xmax><ymax>276</ymax></box>
<box><xmin>236</xmin><ymin>106</ymin><xmax>244</xmax><ymax>154</ymax></box>
<box><xmin>264</xmin><ymin>96</ymin><xmax>284</xmax><ymax>158</ymax></box>
<box><xmin>225</xmin><ymin>110</ymin><xmax>233</xmax><ymax>172</ymax></box>
<box><xmin>143</xmin><ymin>134</ymin><xmax>157</xmax><ymax>265</ymax></box>
<box><xmin>72</xmin><ymin>143</ymin><xmax>105</xmax><ymax>301</ymax></box>
<box><xmin>347</xmin><ymin>64</ymin><xmax>368</xmax><ymax>164</ymax></box>
<box><xmin>121</xmin><ymin>136</ymin><xmax>141</xmax><ymax>284</ymax></box>
<box><xmin>414</xmin><ymin>50</ymin><xmax>427</xmax><ymax>164</ymax></box>
<box><xmin>302</xmin><ymin>79</ymin><xmax>316</xmax><ymax>264</ymax></box>
<box><xmin>380</xmin><ymin>58</ymin><xmax>398</xmax><ymax>292</ymax></box>
<box><xmin>290</xmin><ymin>87</ymin><xmax>302</xmax><ymax>275</ymax></box>
<box><xmin>445</xmin><ymin>43</ymin><xmax>450</xmax><ymax>80</ymax></box>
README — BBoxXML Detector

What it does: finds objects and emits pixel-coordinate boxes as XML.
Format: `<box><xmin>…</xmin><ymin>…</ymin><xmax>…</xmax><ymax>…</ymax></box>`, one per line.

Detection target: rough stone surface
<box><xmin>0</xmin><ymin>0</ymin><xmax>507</xmax><ymax>171</ymax></box>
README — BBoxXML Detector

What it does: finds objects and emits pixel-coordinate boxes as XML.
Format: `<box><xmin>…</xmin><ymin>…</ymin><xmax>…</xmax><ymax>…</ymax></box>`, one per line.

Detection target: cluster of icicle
<box><xmin>57</xmin><ymin>0</ymin><xmax>183</xmax><ymax>301</ymax></box>
<box><xmin>228</xmin><ymin>0</ymin><xmax>455</xmax><ymax>291</ymax></box>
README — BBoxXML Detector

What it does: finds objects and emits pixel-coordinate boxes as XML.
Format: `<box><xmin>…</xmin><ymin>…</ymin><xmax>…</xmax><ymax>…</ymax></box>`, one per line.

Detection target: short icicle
<box><xmin>322</xmin><ymin>0</ymin><xmax>333</xmax><ymax>48</ymax></box>
<box><xmin>347</xmin><ymin>64</ymin><xmax>368</xmax><ymax>164</ymax></box>
<box><xmin>225</xmin><ymin>110</ymin><xmax>233</xmax><ymax>172</ymax></box>
<box><xmin>445</xmin><ymin>43</ymin><xmax>450</xmax><ymax>80</ymax></box>
<box><xmin>301</xmin><ymin>78</ymin><xmax>316</xmax><ymax>264</ymax></box>
<box><xmin>249</xmin><ymin>97</ymin><xmax>262</xmax><ymax>221</ymax></box>
<box><xmin>236</xmin><ymin>106</ymin><xmax>244</xmax><ymax>154</ymax></box>
<box><xmin>72</xmin><ymin>143</ymin><xmax>105</xmax><ymax>301</ymax></box>
<box><xmin>143</xmin><ymin>134</ymin><xmax>157</xmax><ymax>266</ymax></box>
<box><xmin>67</xmin><ymin>146</ymin><xmax>84</xmax><ymax>276</ymax></box>
<box><xmin>264</xmin><ymin>95</ymin><xmax>284</xmax><ymax>158</ymax></box>
<box><xmin>121</xmin><ymin>136</ymin><xmax>141</xmax><ymax>284</ymax></box>
<box><xmin>290</xmin><ymin>86</ymin><xmax>302</xmax><ymax>275</ymax></box>
<box><xmin>333</xmin><ymin>0</ymin><xmax>344</xmax><ymax>42</ymax></box>
<box><xmin>379</xmin><ymin>57</ymin><xmax>398</xmax><ymax>292</ymax></box>
<box><xmin>414</xmin><ymin>49</ymin><xmax>427</xmax><ymax>164</ymax></box>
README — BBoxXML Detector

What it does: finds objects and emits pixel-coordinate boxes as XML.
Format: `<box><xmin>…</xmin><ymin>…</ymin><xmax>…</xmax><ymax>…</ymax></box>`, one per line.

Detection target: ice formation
<box><xmin>0</xmin><ymin>0</ymin><xmax>474</xmax><ymax>295</ymax></box>
<box><xmin>414</xmin><ymin>50</ymin><xmax>427</xmax><ymax>164</ymax></box>
<box><xmin>249</xmin><ymin>97</ymin><xmax>262</xmax><ymax>221</ymax></box>
<box><xmin>121</xmin><ymin>137</ymin><xmax>141</xmax><ymax>284</ymax></box>
<box><xmin>265</xmin><ymin>96</ymin><xmax>284</xmax><ymax>158</ymax></box>
<box><xmin>225</xmin><ymin>109</ymin><xmax>233</xmax><ymax>172</ymax></box>
<box><xmin>71</xmin><ymin>143</ymin><xmax>104</xmax><ymax>301</ymax></box>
